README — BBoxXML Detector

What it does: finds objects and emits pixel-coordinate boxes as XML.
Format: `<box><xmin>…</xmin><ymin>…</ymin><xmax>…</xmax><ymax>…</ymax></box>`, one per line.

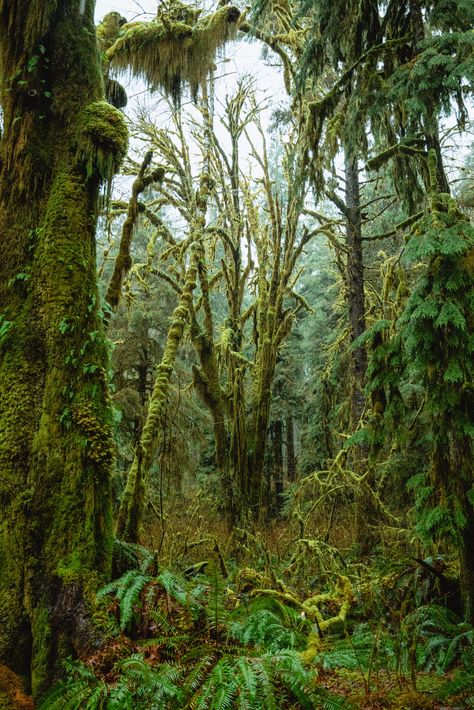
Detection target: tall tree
<box><xmin>0</xmin><ymin>0</ymin><xmax>127</xmax><ymax>696</ymax></box>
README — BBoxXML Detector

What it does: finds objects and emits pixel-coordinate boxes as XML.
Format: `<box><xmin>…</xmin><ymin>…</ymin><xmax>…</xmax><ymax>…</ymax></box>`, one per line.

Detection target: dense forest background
<box><xmin>1</xmin><ymin>0</ymin><xmax>474</xmax><ymax>707</ymax></box>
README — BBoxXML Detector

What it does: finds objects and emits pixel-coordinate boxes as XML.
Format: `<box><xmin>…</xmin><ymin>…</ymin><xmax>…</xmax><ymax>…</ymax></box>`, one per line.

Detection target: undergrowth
<box><xmin>39</xmin><ymin>561</ymin><xmax>351</xmax><ymax>709</ymax></box>
<box><xmin>38</xmin><ymin>543</ymin><xmax>474</xmax><ymax>709</ymax></box>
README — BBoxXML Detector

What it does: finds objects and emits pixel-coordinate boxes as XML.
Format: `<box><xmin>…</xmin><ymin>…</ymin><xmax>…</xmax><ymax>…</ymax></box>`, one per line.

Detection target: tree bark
<box><xmin>344</xmin><ymin>149</ymin><xmax>367</xmax><ymax>425</ymax></box>
<box><xmin>343</xmin><ymin>148</ymin><xmax>379</xmax><ymax>552</ymax></box>
<box><xmin>0</xmin><ymin>0</ymin><xmax>127</xmax><ymax>696</ymax></box>
<box><xmin>285</xmin><ymin>415</ymin><xmax>297</xmax><ymax>482</ymax></box>
<box><xmin>272</xmin><ymin>419</ymin><xmax>284</xmax><ymax>515</ymax></box>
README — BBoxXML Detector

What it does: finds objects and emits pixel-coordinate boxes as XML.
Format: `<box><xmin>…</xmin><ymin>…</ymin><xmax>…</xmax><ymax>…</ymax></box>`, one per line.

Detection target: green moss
<box><xmin>72</xmin><ymin>401</ymin><xmax>114</xmax><ymax>466</ymax></box>
<box><xmin>77</xmin><ymin>100</ymin><xmax>128</xmax><ymax>179</ymax></box>
<box><xmin>0</xmin><ymin>0</ymin><xmax>118</xmax><ymax>697</ymax></box>
<box><xmin>107</xmin><ymin>5</ymin><xmax>240</xmax><ymax>100</ymax></box>
<box><xmin>30</xmin><ymin>607</ymin><xmax>52</xmax><ymax>699</ymax></box>
<box><xmin>0</xmin><ymin>691</ymin><xmax>14</xmax><ymax>710</ymax></box>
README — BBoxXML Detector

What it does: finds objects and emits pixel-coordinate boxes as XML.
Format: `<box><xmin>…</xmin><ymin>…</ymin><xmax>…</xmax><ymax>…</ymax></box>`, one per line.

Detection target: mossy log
<box><xmin>250</xmin><ymin>575</ymin><xmax>354</xmax><ymax>663</ymax></box>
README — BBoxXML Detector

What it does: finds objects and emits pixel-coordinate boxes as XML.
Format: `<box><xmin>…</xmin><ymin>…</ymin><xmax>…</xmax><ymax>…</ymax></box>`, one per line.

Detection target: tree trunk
<box><xmin>272</xmin><ymin>419</ymin><xmax>284</xmax><ymax>515</ymax></box>
<box><xmin>285</xmin><ymin>415</ymin><xmax>297</xmax><ymax>482</ymax></box>
<box><xmin>0</xmin><ymin>0</ymin><xmax>127</xmax><ymax>697</ymax></box>
<box><xmin>116</xmin><ymin>244</ymin><xmax>199</xmax><ymax>542</ymax></box>
<box><xmin>344</xmin><ymin>149</ymin><xmax>367</xmax><ymax>424</ymax></box>
<box><xmin>343</xmin><ymin>148</ymin><xmax>378</xmax><ymax>552</ymax></box>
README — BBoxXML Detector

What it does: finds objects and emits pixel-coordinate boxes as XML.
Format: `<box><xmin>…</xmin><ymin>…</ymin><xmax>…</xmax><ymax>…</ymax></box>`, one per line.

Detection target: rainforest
<box><xmin>0</xmin><ymin>0</ymin><xmax>474</xmax><ymax>708</ymax></box>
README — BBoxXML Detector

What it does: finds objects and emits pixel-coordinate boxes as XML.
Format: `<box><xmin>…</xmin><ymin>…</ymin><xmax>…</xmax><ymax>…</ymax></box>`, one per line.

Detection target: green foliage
<box><xmin>316</xmin><ymin>627</ymin><xmax>375</xmax><ymax>672</ymax></box>
<box><xmin>99</xmin><ymin>548</ymin><xmax>154</xmax><ymax>632</ymax></box>
<box><xmin>42</xmin><ymin>567</ymin><xmax>352</xmax><ymax>709</ymax></box>
<box><xmin>316</xmin><ymin>606</ymin><xmax>474</xmax><ymax>682</ymax></box>
<box><xmin>37</xmin><ymin>660</ymin><xmax>109</xmax><ymax>710</ymax></box>
<box><xmin>230</xmin><ymin>595</ymin><xmax>308</xmax><ymax>651</ymax></box>
<box><xmin>405</xmin><ymin>604</ymin><xmax>474</xmax><ymax>673</ymax></box>
<box><xmin>39</xmin><ymin>649</ymin><xmax>351</xmax><ymax>710</ymax></box>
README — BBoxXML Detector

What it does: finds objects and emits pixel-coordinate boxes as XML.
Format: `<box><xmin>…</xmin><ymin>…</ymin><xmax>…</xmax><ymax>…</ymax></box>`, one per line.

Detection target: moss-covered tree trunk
<box><xmin>343</xmin><ymin>148</ymin><xmax>379</xmax><ymax>553</ymax></box>
<box><xmin>344</xmin><ymin>150</ymin><xmax>366</xmax><ymax>422</ymax></box>
<box><xmin>0</xmin><ymin>0</ymin><xmax>126</xmax><ymax>697</ymax></box>
<box><xmin>116</xmin><ymin>243</ymin><xmax>199</xmax><ymax>542</ymax></box>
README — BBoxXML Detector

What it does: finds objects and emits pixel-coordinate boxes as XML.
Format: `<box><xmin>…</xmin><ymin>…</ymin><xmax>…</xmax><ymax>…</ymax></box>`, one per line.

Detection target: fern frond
<box><xmin>157</xmin><ymin>569</ymin><xmax>188</xmax><ymax>605</ymax></box>
<box><xmin>205</xmin><ymin>566</ymin><xmax>228</xmax><ymax>633</ymax></box>
<box><xmin>38</xmin><ymin>660</ymin><xmax>106</xmax><ymax>710</ymax></box>
<box><xmin>119</xmin><ymin>573</ymin><xmax>150</xmax><ymax>630</ymax></box>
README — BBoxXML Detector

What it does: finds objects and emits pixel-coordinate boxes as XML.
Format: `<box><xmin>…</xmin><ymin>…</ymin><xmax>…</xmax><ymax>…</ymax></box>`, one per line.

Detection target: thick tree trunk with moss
<box><xmin>0</xmin><ymin>0</ymin><xmax>127</xmax><ymax>697</ymax></box>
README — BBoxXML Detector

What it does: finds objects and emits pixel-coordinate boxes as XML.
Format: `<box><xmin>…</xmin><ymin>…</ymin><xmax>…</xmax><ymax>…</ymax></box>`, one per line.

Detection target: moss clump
<box><xmin>97</xmin><ymin>11</ymin><xmax>127</xmax><ymax>51</ymax></box>
<box><xmin>72</xmin><ymin>401</ymin><xmax>115</xmax><ymax>466</ymax></box>
<box><xmin>107</xmin><ymin>4</ymin><xmax>241</xmax><ymax>101</ymax></box>
<box><xmin>77</xmin><ymin>100</ymin><xmax>128</xmax><ymax>179</ymax></box>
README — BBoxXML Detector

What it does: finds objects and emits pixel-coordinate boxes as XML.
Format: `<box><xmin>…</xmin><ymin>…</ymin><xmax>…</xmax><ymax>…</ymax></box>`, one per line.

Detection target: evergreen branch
<box><xmin>362</xmin><ymin>211</ymin><xmax>423</xmax><ymax>241</ymax></box>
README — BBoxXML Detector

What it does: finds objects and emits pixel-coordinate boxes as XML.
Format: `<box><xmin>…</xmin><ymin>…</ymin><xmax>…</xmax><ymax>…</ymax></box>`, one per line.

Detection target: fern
<box><xmin>405</xmin><ymin>604</ymin><xmax>474</xmax><ymax>672</ymax></box>
<box><xmin>115</xmin><ymin>654</ymin><xmax>184</xmax><ymax>706</ymax></box>
<box><xmin>157</xmin><ymin>569</ymin><xmax>189</xmax><ymax>606</ymax></box>
<box><xmin>99</xmin><ymin>569</ymin><xmax>151</xmax><ymax>631</ymax></box>
<box><xmin>44</xmin><ymin>567</ymin><xmax>353</xmax><ymax>709</ymax></box>
<box><xmin>38</xmin><ymin>660</ymin><xmax>108</xmax><ymax>710</ymax></box>
<box><xmin>317</xmin><ymin>627</ymin><xmax>375</xmax><ymax>671</ymax></box>
<box><xmin>230</xmin><ymin>595</ymin><xmax>308</xmax><ymax>650</ymax></box>
<box><xmin>205</xmin><ymin>565</ymin><xmax>228</xmax><ymax>633</ymax></box>
<box><xmin>112</xmin><ymin>538</ymin><xmax>155</xmax><ymax>577</ymax></box>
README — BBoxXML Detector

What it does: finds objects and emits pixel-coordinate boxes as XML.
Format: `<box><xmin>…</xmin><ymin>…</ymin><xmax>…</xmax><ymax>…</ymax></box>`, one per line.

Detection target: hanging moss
<box><xmin>107</xmin><ymin>5</ymin><xmax>241</xmax><ymax>101</ymax></box>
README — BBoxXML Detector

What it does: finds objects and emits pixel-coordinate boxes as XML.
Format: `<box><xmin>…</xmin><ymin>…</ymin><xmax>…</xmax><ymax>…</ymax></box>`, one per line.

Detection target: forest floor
<box><xmin>0</xmin><ymin>662</ymin><xmax>468</xmax><ymax>709</ymax></box>
<box><xmin>1</xmin><ymin>503</ymin><xmax>473</xmax><ymax>709</ymax></box>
